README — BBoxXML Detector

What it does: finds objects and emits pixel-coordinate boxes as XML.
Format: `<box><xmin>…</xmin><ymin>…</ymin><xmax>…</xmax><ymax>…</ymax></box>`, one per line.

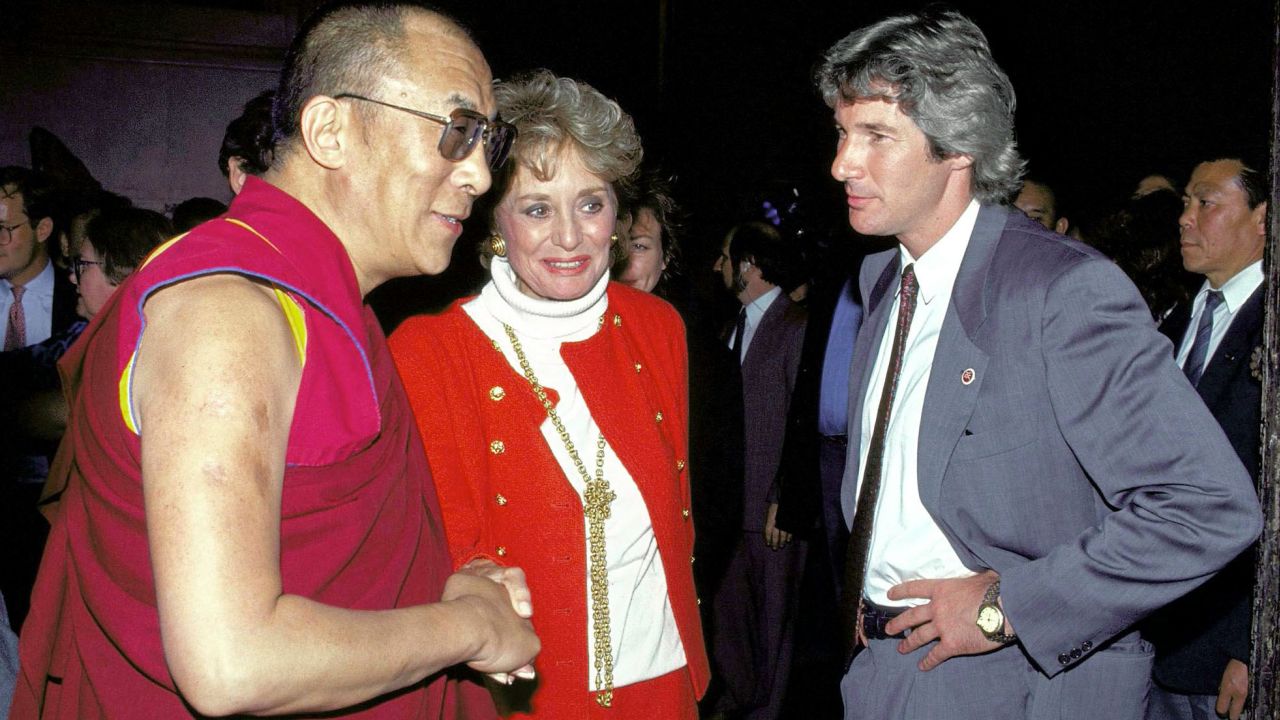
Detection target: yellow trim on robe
<box><xmin>226</xmin><ymin>218</ymin><xmax>283</xmax><ymax>254</ymax></box>
<box><xmin>119</xmin><ymin>352</ymin><xmax>139</xmax><ymax>434</ymax></box>
<box><xmin>136</xmin><ymin>232</ymin><xmax>186</xmax><ymax>271</ymax></box>
<box><xmin>117</xmin><ymin>290</ymin><xmax>307</xmax><ymax>434</ymax></box>
<box><xmin>274</xmin><ymin>287</ymin><xmax>308</xmax><ymax>368</ymax></box>
<box><xmin>118</xmin><ymin>219</ymin><xmax>306</xmax><ymax>432</ymax></box>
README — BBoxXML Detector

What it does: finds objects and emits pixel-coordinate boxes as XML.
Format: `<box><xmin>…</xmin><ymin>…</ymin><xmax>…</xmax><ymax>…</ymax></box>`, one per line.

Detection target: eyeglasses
<box><xmin>334</xmin><ymin>93</ymin><xmax>516</xmax><ymax>170</ymax></box>
<box><xmin>71</xmin><ymin>257</ymin><xmax>104</xmax><ymax>282</ymax></box>
<box><xmin>0</xmin><ymin>222</ymin><xmax>29</xmax><ymax>246</ymax></box>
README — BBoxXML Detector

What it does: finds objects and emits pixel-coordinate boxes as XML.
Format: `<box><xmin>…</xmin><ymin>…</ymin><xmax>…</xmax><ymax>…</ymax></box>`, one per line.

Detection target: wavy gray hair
<box><xmin>495</xmin><ymin>69</ymin><xmax>642</xmax><ymax>190</ymax></box>
<box><xmin>815</xmin><ymin>9</ymin><xmax>1025</xmax><ymax>204</ymax></box>
<box><xmin>477</xmin><ymin>70</ymin><xmax>643</xmax><ymax>264</ymax></box>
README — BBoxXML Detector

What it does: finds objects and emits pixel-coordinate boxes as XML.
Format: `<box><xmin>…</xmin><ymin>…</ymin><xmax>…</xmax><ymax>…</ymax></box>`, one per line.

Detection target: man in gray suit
<box><xmin>709</xmin><ymin>221</ymin><xmax>807</xmax><ymax>719</ymax></box>
<box><xmin>817</xmin><ymin>9</ymin><xmax>1263</xmax><ymax>720</ymax></box>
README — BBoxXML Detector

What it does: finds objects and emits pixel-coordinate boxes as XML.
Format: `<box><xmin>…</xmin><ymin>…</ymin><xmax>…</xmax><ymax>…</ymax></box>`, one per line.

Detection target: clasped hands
<box><xmin>881</xmin><ymin>569</ymin><xmax>1014</xmax><ymax>672</ymax></box>
<box><xmin>443</xmin><ymin>558</ymin><xmax>541</xmax><ymax>685</ymax></box>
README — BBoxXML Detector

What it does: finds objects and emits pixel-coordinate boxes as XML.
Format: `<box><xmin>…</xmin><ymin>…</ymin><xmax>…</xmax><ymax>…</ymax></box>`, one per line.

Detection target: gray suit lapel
<box><xmin>916</xmin><ymin>205</ymin><xmax>1006</xmax><ymax>509</ymax></box>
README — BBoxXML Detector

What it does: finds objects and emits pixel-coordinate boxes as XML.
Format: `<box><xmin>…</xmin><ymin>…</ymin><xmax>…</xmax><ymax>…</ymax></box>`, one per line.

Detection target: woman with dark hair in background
<box><xmin>614</xmin><ymin>168</ymin><xmax>681</xmax><ymax>297</ymax></box>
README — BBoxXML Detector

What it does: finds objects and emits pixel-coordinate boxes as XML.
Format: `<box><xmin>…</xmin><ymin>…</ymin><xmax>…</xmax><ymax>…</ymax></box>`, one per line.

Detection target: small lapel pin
<box><xmin>961</xmin><ymin>368</ymin><xmax>976</xmax><ymax>385</ymax></box>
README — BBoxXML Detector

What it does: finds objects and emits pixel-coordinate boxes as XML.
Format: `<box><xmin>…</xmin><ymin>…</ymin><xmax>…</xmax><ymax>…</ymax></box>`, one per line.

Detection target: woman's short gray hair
<box><xmin>495</xmin><ymin>69</ymin><xmax>642</xmax><ymax>190</ymax></box>
<box><xmin>477</xmin><ymin>70</ymin><xmax>642</xmax><ymax>265</ymax></box>
<box><xmin>815</xmin><ymin>9</ymin><xmax>1025</xmax><ymax>204</ymax></box>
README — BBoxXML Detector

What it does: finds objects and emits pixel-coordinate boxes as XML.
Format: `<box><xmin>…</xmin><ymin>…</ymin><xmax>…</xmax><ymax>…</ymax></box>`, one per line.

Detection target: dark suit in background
<box><xmin>0</xmin><ymin>267</ymin><xmax>81</xmax><ymax>631</ymax></box>
<box><xmin>50</xmin><ymin>268</ymin><xmax>80</xmax><ymax>337</ymax></box>
<box><xmin>773</xmin><ymin>268</ymin><xmax>862</xmax><ymax>719</ymax></box>
<box><xmin>1146</xmin><ymin>284</ymin><xmax>1262</xmax><ymax>698</ymax></box>
<box><xmin>685</xmin><ymin>304</ymin><xmax>745</xmax><ymax>662</ymax></box>
<box><xmin>711</xmin><ymin>292</ymin><xmax>806</xmax><ymax>720</ymax></box>
<box><xmin>775</xmin><ymin>270</ymin><xmax>862</xmax><ymax>588</ymax></box>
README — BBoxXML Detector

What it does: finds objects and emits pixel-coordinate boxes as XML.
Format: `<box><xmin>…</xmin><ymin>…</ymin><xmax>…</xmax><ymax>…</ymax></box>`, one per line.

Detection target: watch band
<box><xmin>981</xmin><ymin>579</ymin><xmax>1017</xmax><ymax>644</ymax></box>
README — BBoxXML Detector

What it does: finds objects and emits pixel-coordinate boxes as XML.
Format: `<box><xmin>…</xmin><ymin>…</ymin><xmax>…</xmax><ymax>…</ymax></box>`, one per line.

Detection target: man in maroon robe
<box><xmin>14</xmin><ymin>4</ymin><xmax>537</xmax><ymax>718</ymax></box>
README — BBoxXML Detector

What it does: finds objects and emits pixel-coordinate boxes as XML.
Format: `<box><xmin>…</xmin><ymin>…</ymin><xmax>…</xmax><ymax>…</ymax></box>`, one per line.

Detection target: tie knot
<box><xmin>1204</xmin><ymin>290</ymin><xmax>1223</xmax><ymax>312</ymax></box>
<box><xmin>899</xmin><ymin>263</ymin><xmax>918</xmax><ymax>300</ymax></box>
<box><xmin>10</xmin><ymin>284</ymin><xmax>24</xmax><ymax>302</ymax></box>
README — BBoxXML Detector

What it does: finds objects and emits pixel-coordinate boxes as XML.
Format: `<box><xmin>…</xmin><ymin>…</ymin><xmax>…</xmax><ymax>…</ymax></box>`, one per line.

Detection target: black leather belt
<box><xmin>821</xmin><ymin>434</ymin><xmax>849</xmax><ymax>447</ymax></box>
<box><xmin>861</xmin><ymin>598</ymin><xmax>908</xmax><ymax>640</ymax></box>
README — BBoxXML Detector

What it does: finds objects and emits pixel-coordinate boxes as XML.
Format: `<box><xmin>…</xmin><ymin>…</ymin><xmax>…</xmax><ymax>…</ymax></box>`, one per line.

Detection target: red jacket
<box><xmin>390</xmin><ymin>282</ymin><xmax>709</xmax><ymax>718</ymax></box>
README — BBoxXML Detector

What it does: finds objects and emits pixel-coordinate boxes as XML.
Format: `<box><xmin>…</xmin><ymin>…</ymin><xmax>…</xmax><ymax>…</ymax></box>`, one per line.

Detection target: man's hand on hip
<box><xmin>884</xmin><ymin>570</ymin><xmax>1010</xmax><ymax>671</ymax></box>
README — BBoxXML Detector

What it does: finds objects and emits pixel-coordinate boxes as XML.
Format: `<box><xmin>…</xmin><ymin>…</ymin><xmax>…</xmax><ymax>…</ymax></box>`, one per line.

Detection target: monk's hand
<box><xmin>763</xmin><ymin>503</ymin><xmax>792</xmax><ymax>550</ymax></box>
<box><xmin>1216</xmin><ymin>658</ymin><xmax>1248</xmax><ymax>720</ymax></box>
<box><xmin>884</xmin><ymin>570</ymin><xmax>1008</xmax><ymax>671</ymax></box>
<box><xmin>445</xmin><ymin>559</ymin><xmax>540</xmax><ymax>684</ymax></box>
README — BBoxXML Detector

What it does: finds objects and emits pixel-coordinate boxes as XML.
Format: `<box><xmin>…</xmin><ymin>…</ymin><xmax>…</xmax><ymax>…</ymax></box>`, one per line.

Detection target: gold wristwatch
<box><xmin>976</xmin><ymin>579</ymin><xmax>1017</xmax><ymax>644</ymax></box>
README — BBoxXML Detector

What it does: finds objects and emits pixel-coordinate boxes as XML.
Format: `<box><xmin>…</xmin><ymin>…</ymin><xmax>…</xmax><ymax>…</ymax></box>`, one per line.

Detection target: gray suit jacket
<box><xmin>740</xmin><ymin>292</ymin><xmax>806</xmax><ymax>531</ymax></box>
<box><xmin>843</xmin><ymin>204</ymin><xmax>1262</xmax><ymax>677</ymax></box>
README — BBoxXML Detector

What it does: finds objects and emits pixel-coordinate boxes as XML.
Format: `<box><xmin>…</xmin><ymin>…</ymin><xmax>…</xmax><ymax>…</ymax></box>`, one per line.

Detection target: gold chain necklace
<box><xmin>501</xmin><ymin>323</ymin><xmax>617</xmax><ymax>708</ymax></box>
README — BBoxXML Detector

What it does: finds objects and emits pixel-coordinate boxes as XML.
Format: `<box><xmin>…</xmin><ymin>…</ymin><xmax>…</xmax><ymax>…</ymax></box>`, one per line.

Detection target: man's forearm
<box><xmin>168</xmin><ymin>595</ymin><xmax>496</xmax><ymax>716</ymax></box>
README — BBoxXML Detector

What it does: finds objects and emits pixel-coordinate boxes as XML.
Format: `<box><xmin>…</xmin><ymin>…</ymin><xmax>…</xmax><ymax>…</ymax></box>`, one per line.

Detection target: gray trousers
<box><xmin>841</xmin><ymin>631</ymin><xmax>1154</xmax><ymax>720</ymax></box>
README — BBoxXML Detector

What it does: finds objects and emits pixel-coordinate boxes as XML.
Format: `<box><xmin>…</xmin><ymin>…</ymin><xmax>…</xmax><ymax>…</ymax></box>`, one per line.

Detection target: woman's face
<box><xmin>618</xmin><ymin>207</ymin><xmax>667</xmax><ymax>293</ymax></box>
<box><xmin>496</xmin><ymin>147</ymin><xmax>617</xmax><ymax>302</ymax></box>
<box><xmin>70</xmin><ymin>239</ymin><xmax>118</xmax><ymax>319</ymax></box>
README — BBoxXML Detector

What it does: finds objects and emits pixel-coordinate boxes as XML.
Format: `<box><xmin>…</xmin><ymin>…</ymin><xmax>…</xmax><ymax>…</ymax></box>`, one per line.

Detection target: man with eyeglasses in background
<box><xmin>14</xmin><ymin>3</ymin><xmax>537</xmax><ymax>718</ymax></box>
<box><xmin>0</xmin><ymin>168</ymin><xmax>78</xmax><ymax>353</ymax></box>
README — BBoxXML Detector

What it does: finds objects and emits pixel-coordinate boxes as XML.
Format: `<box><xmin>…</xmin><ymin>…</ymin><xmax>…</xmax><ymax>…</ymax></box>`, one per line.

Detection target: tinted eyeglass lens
<box><xmin>438</xmin><ymin>111</ymin><xmax>484</xmax><ymax>162</ymax></box>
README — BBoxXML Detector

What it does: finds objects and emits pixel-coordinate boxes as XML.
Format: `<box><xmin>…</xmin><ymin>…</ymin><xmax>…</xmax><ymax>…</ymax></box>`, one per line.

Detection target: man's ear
<box><xmin>1054</xmin><ymin>217</ymin><xmax>1070</xmax><ymax>235</ymax></box>
<box><xmin>34</xmin><ymin>217</ymin><xmax>53</xmax><ymax>245</ymax></box>
<box><xmin>946</xmin><ymin>153</ymin><xmax>974</xmax><ymax>171</ymax></box>
<box><xmin>227</xmin><ymin>158</ymin><xmax>248</xmax><ymax>195</ymax></box>
<box><xmin>298</xmin><ymin>95</ymin><xmax>350</xmax><ymax>170</ymax></box>
<box><xmin>1252</xmin><ymin>201</ymin><xmax>1268</xmax><ymax>236</ymax></box>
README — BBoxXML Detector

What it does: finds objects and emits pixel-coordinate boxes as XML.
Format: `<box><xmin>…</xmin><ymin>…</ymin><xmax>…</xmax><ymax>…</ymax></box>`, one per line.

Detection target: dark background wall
<box><xmin>1</xmin><ymin>0</ymin><xmax>1273</xmax><ymax>287</ymax></box>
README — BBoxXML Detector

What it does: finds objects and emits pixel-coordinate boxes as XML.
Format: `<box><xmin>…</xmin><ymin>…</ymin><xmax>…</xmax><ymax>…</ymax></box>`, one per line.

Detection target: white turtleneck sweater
<box><xmin>463</xmin><ymin>257</ymin><xmax>687</xmax><ymax>689</ymax></box>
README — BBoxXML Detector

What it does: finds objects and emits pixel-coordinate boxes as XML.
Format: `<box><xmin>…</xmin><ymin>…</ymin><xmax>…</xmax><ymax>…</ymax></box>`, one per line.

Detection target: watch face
<box><xmin>977</xmin><ymin>605</ymin><xmax>1002</xmax><ymax>633</ymax></box>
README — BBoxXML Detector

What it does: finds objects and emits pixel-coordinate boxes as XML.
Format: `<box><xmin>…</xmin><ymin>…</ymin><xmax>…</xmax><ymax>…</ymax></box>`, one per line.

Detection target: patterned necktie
<box><xmin>730</xmin><ymin>307</ymin><xmax>747</xmax><ymax>363</ymax></box>
<box><xmin>841</xmin><ymin>263</ymin><xmax>918</xmax><ymax>659</ymax></box>
<box><xmin>1182</xmin><ymin>290</ymin><xmax>1223</xmax><ymax>387</ymax></box>
<box><xmin>4</xmin><ymin>284</ymin><xmax>26</xmax><ymax>351</ymax></box>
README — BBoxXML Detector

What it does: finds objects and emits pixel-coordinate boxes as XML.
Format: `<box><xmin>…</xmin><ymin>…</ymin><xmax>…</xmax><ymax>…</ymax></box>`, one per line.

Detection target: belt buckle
<box><xmin>860</xmin><ymin>599</ymin><xmax>908</xmax><ymax>641</ymax></box>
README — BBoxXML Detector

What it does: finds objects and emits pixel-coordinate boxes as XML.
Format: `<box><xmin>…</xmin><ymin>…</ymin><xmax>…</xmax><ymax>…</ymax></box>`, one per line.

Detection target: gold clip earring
<box><xmin>610</xmin><ymin>233</ymin><xmax>619</xmax><ymax>242</ymax></box>
<box><xmin>489</xmin><ymin>233</ymin><xmax>507</xmax><ymax>258</ymax></box>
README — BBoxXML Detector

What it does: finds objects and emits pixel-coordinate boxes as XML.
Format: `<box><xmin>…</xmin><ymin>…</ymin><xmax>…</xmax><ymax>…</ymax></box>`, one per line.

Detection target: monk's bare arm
<box><xmin>135</xmin><ymin>274</ymin><xmax>537</xmax><ymax>716</ymax></box>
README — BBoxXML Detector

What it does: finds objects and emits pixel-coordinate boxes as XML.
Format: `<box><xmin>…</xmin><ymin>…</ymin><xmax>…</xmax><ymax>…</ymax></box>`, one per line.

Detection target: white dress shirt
<box><xmin>854</xmin><ymin>200</ymin><xmax>981</xmax><ymax>607</ymax></box>
<box><xmin>464</xmin><ymin>257</ymin><xmax>686</xmax><ymax>689</ymax></box>
<box><xmin>1175</xmin><ymin>260</ymin><xmax>1263</xmax><ymax>368</ymax></box>
<box><xmin>728</xmin><ymin>285</ymin><xmax>782</xmax><ymax>362</ymax></box>
<box><xmin>1</xmin><ymin>259</ymin><xmax>56</xmax><ymax>347</ymax></box>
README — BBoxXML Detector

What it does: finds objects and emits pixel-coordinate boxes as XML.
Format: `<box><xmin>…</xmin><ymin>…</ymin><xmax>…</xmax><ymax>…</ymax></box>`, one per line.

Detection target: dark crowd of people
<box><xmin>0</xmin><ymin>3</ymin><xmax>1269</xmax><ymax>720</ymax></box>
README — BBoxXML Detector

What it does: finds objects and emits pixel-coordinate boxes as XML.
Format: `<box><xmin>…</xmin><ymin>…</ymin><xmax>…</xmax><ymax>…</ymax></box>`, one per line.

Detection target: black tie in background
<box><xmin>731</xmin><ymin>306</ymin><xmax>747</xmax><ymax>364</ymax></box>
<box><xmin>841</xmin><ymin>263</ymin><xmax>919</xmax><ymax>661</ymax></box>
<box><xmin>1182</xmin><ymin>290</ymin><xmax>1223</xmax><ymax>387</ymax></box>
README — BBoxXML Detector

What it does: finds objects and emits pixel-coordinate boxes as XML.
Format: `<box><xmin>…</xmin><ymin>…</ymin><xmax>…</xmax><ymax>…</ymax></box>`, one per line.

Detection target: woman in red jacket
<box><xmin>390</xmin><ymin>70</ymin><xmax>708</xmax><ymax>719</ymax></box>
